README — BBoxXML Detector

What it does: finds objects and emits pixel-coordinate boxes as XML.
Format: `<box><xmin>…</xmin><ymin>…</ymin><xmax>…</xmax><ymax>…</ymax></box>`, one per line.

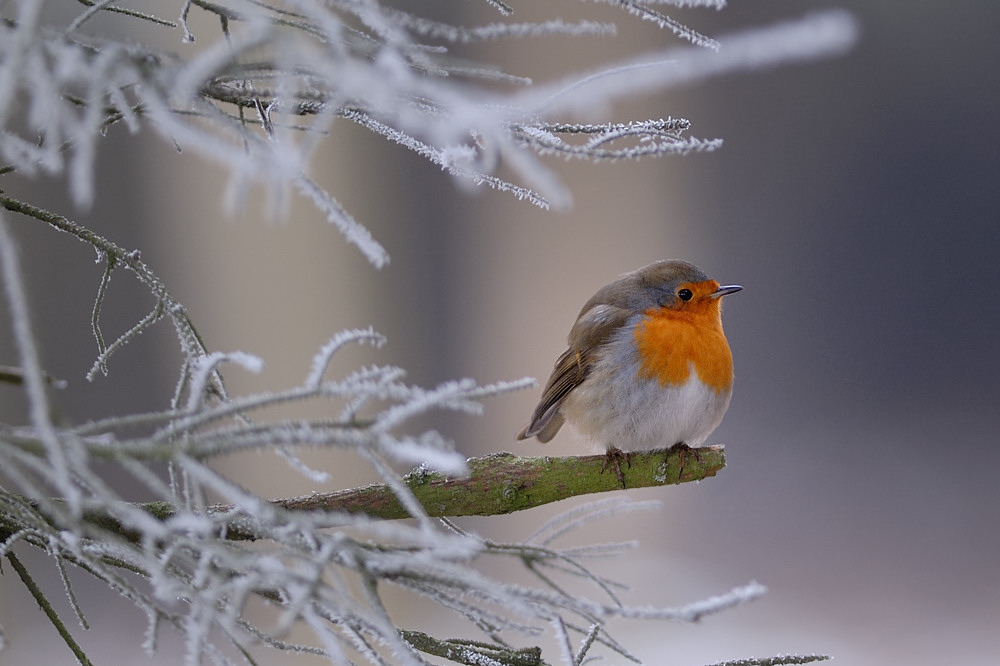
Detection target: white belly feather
<box><xmin>559</xmin><ymin>322</ymin><xmax>732</xmax><ymax>453</ymax></box>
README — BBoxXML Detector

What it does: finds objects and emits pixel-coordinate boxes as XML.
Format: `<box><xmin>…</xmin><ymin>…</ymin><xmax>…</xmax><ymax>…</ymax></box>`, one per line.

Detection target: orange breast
<box><xmin>633</xmin><ymin>301</ymin><xmax>733</xmax><ymax>393</ymax></box>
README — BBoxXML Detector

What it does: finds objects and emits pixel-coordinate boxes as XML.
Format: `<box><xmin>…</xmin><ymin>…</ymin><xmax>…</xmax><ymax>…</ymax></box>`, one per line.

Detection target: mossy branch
<box><xmin>289</xmin><ymin>445</ymin><xmax>725</xmax><ymax>521</ymax></box>
<box><xmin>6</xmin><ymin>446</ymin><xmax>725</xmax><ymax>545</ymax></box>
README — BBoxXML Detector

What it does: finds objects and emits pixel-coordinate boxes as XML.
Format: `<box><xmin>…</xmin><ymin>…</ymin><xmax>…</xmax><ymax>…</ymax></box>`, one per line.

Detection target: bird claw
<box><xmin>669</xmin><ymin>442</ymin><xmax>702</xmax><ymax>479</ymax></box>
<box><xmin>601</xmin><ymin>447</ymin><xmax>632</xmax><ymax>489</ymax></box>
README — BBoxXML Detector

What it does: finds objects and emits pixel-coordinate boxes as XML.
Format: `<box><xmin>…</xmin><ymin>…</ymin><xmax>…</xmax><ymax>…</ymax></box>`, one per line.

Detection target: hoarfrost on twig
<box><xmin>0</xmin><ymin>1</ymin><xmax>856</xmax><ymax>265</ymax></box>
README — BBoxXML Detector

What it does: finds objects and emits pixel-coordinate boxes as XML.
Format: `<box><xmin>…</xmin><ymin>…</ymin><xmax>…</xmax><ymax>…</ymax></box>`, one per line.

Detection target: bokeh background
<box><xmin>1</xmin><ymin>1</ymin><xmax>998</xmax><ymax>664</ymax></box>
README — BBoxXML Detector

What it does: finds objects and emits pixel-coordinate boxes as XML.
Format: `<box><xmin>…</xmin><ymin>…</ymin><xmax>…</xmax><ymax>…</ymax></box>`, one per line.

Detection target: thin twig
<box><xmin>5</xmin><ymin>551</ymin><xmax>95</xmax><ymax>666</ymax></box>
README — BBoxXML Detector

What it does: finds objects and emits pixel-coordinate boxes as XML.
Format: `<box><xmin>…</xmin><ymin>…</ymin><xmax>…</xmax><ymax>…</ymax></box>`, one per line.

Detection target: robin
<box><xmin>517</xmin><ymin>260</ymin><xmax>741</xmax><ymax>485</ymax></box>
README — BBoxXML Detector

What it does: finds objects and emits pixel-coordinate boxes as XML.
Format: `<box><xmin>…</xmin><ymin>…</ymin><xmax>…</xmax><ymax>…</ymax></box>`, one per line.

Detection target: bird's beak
<box><xmin>710</xmin><ymin>284</ymin><xmax>743</xmax><ymax>299</ymax></box>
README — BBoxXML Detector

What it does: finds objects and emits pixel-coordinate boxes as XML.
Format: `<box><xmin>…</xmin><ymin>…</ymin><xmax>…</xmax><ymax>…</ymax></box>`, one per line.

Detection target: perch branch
<box><xmin>285</xmin><ymin>445</ymin><xmax>725</xmax><ymax>521</ymax></box>
<box><xmin>5</xmin><ymin>446</ymin><xmax>724</xmax><ymax>544</ymax></box>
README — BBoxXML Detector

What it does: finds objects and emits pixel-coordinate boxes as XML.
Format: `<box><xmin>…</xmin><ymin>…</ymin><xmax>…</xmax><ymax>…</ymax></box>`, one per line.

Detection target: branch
<box><xmin>287</xmin><ymin>445</ymin><xmax>725</xmax><ymax>520</ymax></box>
<box><xmin>0</xmin><ymin>191</ymin><xmax>224</xmax><ymax>404</ymax></box>
<box><xmin>401</xmin><ymin>631</ymin><xmax>546</xmax><ymax>666</ymax></box>
<box><xmin>5</xmin><ymin>551</ymin><xmax>95</xmax><ymax>666</ymax></box>
<box><xmin>4</xmin><ymin>446</ymin><xmax>725</xmax><ymax>545</ymax></box>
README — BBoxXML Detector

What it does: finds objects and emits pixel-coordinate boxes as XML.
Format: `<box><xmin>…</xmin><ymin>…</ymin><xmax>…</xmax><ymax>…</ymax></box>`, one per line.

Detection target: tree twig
<box><xmin>282</xmin><ymin>445</ymin><xmax>725</xmax><ymax>521</ymax></box>
<box><xmin>4</xmin><ymin>445</ymin><xmax>725</xmax><ymax>545</ymax></box>
<box><xmin>5</xmin><ymin>551</ymin><xmax>95</xmax><ymax>666</ymax></box>
<box><xmin>401</xmin><ymin>630</ymin><xmax>547</xmax><ymax>666</ymax></box>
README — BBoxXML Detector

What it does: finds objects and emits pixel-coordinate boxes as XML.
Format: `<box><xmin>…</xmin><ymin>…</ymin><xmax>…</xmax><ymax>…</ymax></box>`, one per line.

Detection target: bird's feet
<box><xmin>668</xmin><ymin>442</ymin><xmax>702</xmax><ymax>479</ymax></box>
<box><xmin>601</xmin><ymin>447</ymin><xmax>632</xmax><ymax>489</ymax></box>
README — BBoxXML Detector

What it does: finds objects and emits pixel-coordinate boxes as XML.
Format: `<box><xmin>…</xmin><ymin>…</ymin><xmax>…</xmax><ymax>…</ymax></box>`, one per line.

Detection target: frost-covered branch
<box><xmin>1</xmin><ymin>1</ymin><xmax>856</xmax><ymax>265</ymax></box>
<box><xmin>0</xmin><ymin>191</ymin><xmax>224</xmax><ymax>406</ymax></box>
<box><xmin>705</xmin><ymin>656</ymin><xmax>832</xmax><ymax>666</ymax></box>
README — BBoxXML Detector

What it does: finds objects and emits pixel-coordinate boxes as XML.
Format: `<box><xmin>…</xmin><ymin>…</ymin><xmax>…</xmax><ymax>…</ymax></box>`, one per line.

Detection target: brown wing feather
<box><xmin>517</xmin><ymin>303</ymin><xmax>633</xmax><ymax>442</ymax></box>
<box><xmin>517</xmin><ymin>347</ymin><xmax>588</xmax><ymax>441</ymax></box>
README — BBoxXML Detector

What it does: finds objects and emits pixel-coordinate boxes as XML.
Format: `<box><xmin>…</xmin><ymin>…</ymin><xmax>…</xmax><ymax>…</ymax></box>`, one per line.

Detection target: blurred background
<box><xmin>1</xmin><ymin>1</ymin><xmax>998</xmax><ymax>664</ymax></box>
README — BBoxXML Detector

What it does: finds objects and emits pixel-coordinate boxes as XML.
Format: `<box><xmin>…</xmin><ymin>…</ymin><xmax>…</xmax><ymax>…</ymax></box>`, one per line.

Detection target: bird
<box><xmin>516</xmin><ymin>260</ymin><xmax>741</xmax><ymax>486</ymax></box>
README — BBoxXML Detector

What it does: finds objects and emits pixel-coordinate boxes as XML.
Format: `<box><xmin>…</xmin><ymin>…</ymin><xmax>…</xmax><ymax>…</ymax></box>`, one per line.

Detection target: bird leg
<box><xmin>669</xmin><ymin>442</ymin><xmax>702</xmax><ymax>479</ymax></box>
<box><xmin>601</xmin><ymin>446</ymin><xmax>632</xmax><ymax>489</ymax></box>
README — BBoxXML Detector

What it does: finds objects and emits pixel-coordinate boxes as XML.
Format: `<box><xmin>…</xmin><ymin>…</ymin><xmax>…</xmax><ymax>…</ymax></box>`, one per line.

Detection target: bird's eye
<box><xmin>677</xmin><ymin>289</ymin><xmax>693</xmax><ymax>301</ymax></box>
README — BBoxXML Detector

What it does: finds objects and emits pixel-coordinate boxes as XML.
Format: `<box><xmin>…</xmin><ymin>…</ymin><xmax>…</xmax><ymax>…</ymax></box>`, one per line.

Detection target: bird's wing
<box><xmin>518</xmin><ymin>303</ymin><xmax>632</xmax><ymax>442</ymax></box>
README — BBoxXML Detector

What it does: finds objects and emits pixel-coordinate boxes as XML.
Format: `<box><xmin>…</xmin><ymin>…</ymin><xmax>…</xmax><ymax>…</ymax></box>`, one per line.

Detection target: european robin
<box><xmin>517</xmin><ymin>260</ymin><xmax>741</xmax><ymax>484</ymax></box>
